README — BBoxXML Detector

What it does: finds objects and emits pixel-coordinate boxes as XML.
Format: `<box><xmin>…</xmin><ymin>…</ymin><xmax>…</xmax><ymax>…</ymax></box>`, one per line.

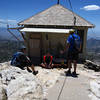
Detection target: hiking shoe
<box><xmin>67</xmin><ymin>70</ymin><xmax>71</xmax><ymax>74</ymax></box>
<box><xmin>65</xmin><ymin>70</ymin><xmax>71</xmax><ymax>76</ymax></box>
<box><xmin>33</xmin><ymin>71</ymin><xmax>38</xmax><ymax>75</ymax></box>
<box><xmin>72</xmin><ymin>71</ymin><xmax>77</xmax><ymax>77</ymax></box>
<box><xmin>72</xmin><ymin>71</ymin><xmax>76</xmax><ymax>75</ymax></box>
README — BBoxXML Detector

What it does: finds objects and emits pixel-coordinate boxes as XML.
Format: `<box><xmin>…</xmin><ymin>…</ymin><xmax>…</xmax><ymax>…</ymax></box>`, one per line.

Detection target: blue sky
<box><xmin>0</xmin><ymin>0</ymin><xmax>100</xmax><ymax>37</ymax></box>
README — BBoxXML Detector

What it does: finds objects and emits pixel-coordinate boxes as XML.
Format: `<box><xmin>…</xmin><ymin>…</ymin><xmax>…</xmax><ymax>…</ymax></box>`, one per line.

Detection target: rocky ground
<box><xmin>0</xmin><ymin>61</ymin><xmax>100</xmax><ymax>100</ymax></box>
<box><xmin>77</xmin><ymin>64</ymin><xmax>100</xmax><ymax>100</ymax></box>
<box><xmin>0</xmin><ymin>62</ymin><xmax>63</xmax><ymax>100</ymax></box>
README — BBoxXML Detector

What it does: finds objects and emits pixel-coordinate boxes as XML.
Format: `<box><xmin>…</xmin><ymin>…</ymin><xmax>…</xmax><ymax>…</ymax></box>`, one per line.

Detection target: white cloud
<box><xmin>8</xmin><ymin>20</ymin><xmax>17</xmax><ymax>23</ymax></box>
<box><xmin>0</xmin><ymin>19</ymin><xmax>17</xmax><ymax>24</ymax></box>
<box><xmin>81</xmin><ymin>5</ymin><xmax>100</xmax><ymax>11</ymax></box>
<box><xmin>0</xmin><ymin>19</ymin><xmax>17</xmax><ymax>27</ymax></box>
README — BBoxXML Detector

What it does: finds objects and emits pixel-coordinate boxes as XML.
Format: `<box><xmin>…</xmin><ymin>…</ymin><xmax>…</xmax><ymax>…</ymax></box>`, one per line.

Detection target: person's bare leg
<box><xmin>68</xmin><ymin>60</ymin><xmax>72</xmax><ymax>71</ymax></box>
<box><xmin>48</xmin><ymin>64</ymin><xmax>53</xmax><ymax>69</ymax></box>
<box><xmin>73</xmin><ymin>60</ymin><xmax>77</xmax><ymax>73</ymax></box>
<box><xmin>27</xmin><ymin>67</ymin><xmax>32</xmax><ymax>72</ymax></box>
<box><xmin>40</xmin><ymin>63</ymin><xmax>46</xmax><ymax>68</ymax></box>
<box><xmin>51</xmin><ymin>64</ymin><xmax>54</xmax><ymax>68</ymax></box>
<box><xmin>30</xmin><ymin>64</ymin><xmax>38</xmax><ymax>75</ymax></box>
<box><xmin>30</xmin><ymin>64</ymin><xmax>35</xmax><ymax>72</ymax></box>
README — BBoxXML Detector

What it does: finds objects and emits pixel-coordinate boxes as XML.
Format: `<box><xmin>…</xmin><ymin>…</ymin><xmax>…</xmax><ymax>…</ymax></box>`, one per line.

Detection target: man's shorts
<box><xmin>67</xmin><ymin>51</ymin><xmax>79</xmax><ymax>61</ymax></box>
<box><xmin>17</xmin><ymin>61</ymin><xmax>32</xmax><ymax>69</ymax></box>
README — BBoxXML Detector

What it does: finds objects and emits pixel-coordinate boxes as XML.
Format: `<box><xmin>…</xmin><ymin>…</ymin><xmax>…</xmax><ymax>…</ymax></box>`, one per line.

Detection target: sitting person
<box><xmin>40</xmin><ymin>52</ymin><xmax>53</xmax><ymax>69</ymax></box>
<box><xmin>11</xmin><ymin>45</ymin><xmax>38</xmax><ymax>75</ymax></box>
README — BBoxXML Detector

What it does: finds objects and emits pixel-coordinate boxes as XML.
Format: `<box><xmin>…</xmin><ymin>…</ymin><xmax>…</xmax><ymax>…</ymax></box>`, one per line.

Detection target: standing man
<box><xmin>11</xmin><ymin>45</ymin><xmax>38</xmax><ymax>75</ymax></box>
<box><xmin>62</xmin><ymin>29</ymin><xmax>81</xmax><ymax>76</ymax></box>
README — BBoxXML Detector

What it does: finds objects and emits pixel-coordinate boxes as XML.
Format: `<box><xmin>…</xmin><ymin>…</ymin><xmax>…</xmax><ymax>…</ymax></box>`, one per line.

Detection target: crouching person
<box><xmin>40</xmin><ymin>52</ymin><xmax>53</xmax><ymax>69</ymax></box>
<box><xmin>11</xmin><ymin>46</ymin><xmax>38</xmax><ymax>75</ymax></box>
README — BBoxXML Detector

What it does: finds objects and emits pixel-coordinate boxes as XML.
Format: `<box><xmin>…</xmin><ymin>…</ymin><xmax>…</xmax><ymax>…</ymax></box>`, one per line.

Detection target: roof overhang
<box><xmin>20</xmin><ymin>28</ymin><xmax>72</xmax><ymax>33</ymax></box>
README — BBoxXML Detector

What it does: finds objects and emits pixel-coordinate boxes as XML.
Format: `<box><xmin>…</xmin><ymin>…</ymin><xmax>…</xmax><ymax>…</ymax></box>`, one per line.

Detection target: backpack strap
<box><xmin>71</xmin><ymin>34</ymin><xmax>76</xmax><ymax>48</ymax></box>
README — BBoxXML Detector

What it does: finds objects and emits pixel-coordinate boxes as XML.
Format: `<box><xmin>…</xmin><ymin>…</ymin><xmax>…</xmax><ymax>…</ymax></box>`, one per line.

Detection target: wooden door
<box><xmin>29</xmin><ymin>39</ymin><xmax>40</xmax><ymax>57</ymax></box>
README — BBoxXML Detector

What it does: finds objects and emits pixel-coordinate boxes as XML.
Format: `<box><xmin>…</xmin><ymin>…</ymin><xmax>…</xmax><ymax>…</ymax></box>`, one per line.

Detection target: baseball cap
<box><xmin>20</xmin><ymin>45</ymin><xmax>26</xmax><ymax>50</ymax></box>
<box><xmin>69</xmin><ymin>29</ymin><xmax>75</xmax><ymax>33</ymax></box>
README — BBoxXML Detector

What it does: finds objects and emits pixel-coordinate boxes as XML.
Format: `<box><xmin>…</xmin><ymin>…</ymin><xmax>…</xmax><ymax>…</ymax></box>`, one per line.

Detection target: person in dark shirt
<box><xmin>40</xmin><ymin>52</ymin><xmax>53</xmax><ymax>69</ymax></box>
<box><xmin>11</xmin><ymin>46</ymin><xmax>38</xmax><ymax>75</ymax></box>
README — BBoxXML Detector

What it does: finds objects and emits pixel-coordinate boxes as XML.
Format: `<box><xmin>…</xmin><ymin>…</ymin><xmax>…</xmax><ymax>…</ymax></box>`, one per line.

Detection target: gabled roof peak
<box><xmin>19</xmin><ymin>4</ymin><xmax>94</xmax><ymax>28</ymax></box>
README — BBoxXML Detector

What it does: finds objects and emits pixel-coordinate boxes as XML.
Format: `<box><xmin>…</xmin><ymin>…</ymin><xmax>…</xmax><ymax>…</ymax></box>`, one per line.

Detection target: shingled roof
<box><xmin>19</xmin><ymin>4</ymin><xmax>94</xmax><ymax>28</ymax></box>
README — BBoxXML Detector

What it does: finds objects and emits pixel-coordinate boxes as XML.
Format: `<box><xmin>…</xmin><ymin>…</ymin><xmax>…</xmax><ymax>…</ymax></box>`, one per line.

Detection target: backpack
<box><xmin>72</xmin><ymin>34</ymin><xmax>81</xmax><ymax>53</ymax></box>
<box><xmin>11</xmin><ymin>52</ymin><xmax>28</xmax><ymax>66</ymax></box>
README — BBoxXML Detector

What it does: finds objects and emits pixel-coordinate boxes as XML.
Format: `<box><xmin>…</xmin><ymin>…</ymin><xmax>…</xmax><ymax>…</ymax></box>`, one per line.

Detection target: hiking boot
<box><xmin>33</xmin><ymin>71</ymin><xmax>38</xmax><ymax>75</ymax></box>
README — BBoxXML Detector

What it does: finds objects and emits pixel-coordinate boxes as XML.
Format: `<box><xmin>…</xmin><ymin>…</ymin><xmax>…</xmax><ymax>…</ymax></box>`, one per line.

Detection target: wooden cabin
<box><xmin>18</xmin><ymin>4</ymin><xmax>94</xmax><ymax>64</ymax></box>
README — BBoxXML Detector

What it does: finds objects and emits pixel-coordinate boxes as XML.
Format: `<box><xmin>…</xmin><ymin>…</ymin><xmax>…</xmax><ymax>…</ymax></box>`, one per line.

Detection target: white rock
<box><xmin>0</xmin><ymin>62</ymin><xmax>11</xmax><ymax>71</ymax></box>
<box><xmin>7</xmin><ymin>74</ymin><xmax>43</xmax><ymax>100</ymax></box>
<box><xmin>89</xmin><ymin>93</ymin><xmax>100</xmax><ymax>100</ymax></box>
<box><xmin>0</xmin><ymin>85</ymin><xmax>7</xmax><ymax>100</ymax></box>
<box><xmin>0</xmin><ymin>67</ymin><xmax>28</xmax><ymax>85</ymax></box>
<box><xmin>0</xmin><ymin>63</ymin><xmax>43</xmax><ymax>100</ymax></box>
<box><xmin>35</xmin><ymin>67</ymin><xmax>61</xmax><ymax>97</ymax></box>
<box><xmin>0</xmin><ymin>79</ymin><xmax>7</xmax><ymax>100</ymax></box>
<box><xmin>0</xmin><ymin>62</ymin><xmax>63</xmax><ymax>100</ymax></box>
<box><xmin>90</xmin><ymin>79</ymin><xmax>100</xmax><ymax>100</ymax></box>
